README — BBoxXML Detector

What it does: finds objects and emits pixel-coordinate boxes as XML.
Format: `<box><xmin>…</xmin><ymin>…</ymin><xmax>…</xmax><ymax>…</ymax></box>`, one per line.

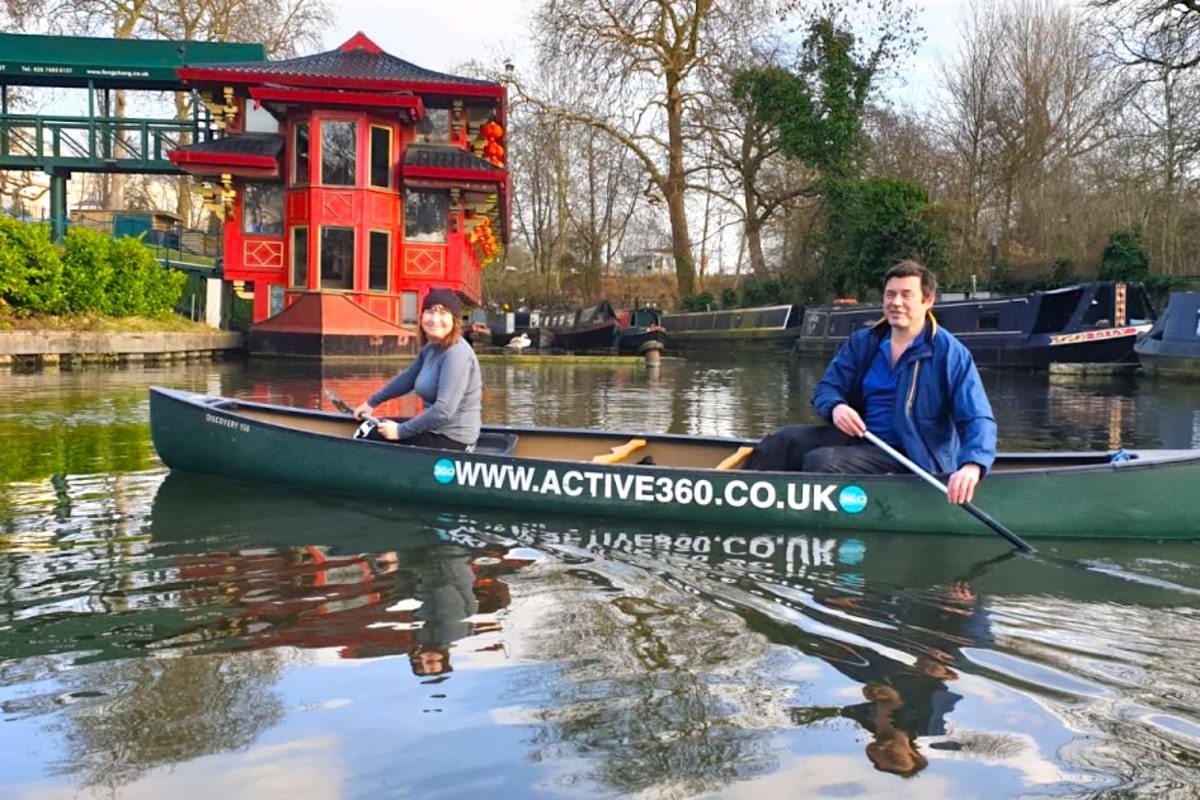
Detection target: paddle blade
<box><xmin>324</xmin><ymin>389</ymin><xmax>354</xmax><ymax>416</ymax></box>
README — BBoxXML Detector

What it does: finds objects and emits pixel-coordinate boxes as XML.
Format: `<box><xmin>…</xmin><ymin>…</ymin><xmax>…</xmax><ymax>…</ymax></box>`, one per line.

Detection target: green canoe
<box><xmin>149</xmin><ymin>387</ymin><xmax>1200</xmax><ymax>539</ymax></box>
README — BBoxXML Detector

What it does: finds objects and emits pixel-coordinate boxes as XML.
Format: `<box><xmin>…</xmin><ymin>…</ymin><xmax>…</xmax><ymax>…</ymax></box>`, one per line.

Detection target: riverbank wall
<box><xmin>0</xmin><ymin>331</ymin><xmax>245</xmax><ymax>370</ymax></box>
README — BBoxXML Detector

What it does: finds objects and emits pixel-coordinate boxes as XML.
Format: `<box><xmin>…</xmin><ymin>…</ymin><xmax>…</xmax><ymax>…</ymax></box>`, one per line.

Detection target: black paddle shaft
<box><xmin>862</xmin><ymin>430</ymin><xmax>1036</xmax><ymax>554</ymax></box>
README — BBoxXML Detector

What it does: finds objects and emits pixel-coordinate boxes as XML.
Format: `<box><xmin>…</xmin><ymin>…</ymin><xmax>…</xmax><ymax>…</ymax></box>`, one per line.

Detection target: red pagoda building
<box><xmin>168</xmin><ymin>32</ymin><xmax>508</xmax><ymax>357</ymax></box>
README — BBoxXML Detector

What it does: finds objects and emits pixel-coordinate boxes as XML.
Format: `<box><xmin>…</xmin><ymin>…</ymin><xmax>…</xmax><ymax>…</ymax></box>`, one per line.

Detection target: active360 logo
<box><xmin>433</xmin><ymin>459</ymin><xmax>456</xmax><ymax>484</ymax></box>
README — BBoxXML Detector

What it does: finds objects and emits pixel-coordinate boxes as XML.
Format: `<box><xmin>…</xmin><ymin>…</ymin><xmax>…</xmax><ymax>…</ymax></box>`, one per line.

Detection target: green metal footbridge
<box><xmin>0</xmin><ymin>32</ymin><xmax>264</xmax><ymax>243</ymax></box>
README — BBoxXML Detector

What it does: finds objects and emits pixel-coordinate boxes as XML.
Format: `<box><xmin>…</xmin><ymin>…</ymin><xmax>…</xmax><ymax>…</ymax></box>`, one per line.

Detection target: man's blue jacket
<box><xmin>812</xmin><ymin>316</ymin><xmax>997</xmax><ymax>475</ymax></box>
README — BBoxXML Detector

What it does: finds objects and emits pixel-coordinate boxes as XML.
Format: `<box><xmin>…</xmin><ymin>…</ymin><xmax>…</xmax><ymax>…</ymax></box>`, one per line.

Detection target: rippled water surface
<box><xmin>1</xmin><ymin>358</ymin><xmax>1199</xmax><ymax>799</ymax></box>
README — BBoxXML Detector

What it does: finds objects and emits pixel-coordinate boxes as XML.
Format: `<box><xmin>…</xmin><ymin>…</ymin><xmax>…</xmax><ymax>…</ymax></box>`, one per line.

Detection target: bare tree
<box><xmin>527</xmin><ymin>0</ymin><xmax>779</xmax><ymax>297</ymax></box>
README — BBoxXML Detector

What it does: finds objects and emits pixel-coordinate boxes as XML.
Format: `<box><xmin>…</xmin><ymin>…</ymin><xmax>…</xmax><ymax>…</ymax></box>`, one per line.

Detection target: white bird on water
<box><xmin>506</xmin><ymin>332</ymin><xmax>532</xmax><ymax>353</ymax></box>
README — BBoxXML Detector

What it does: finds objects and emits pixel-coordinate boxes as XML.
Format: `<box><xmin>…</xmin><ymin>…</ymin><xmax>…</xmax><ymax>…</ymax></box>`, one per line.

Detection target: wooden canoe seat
<box><xmin>714</xmin><ymin>446</ymin><xmax>755</xmax><ymax>470</ymax></box>
<box><xmin>592</xmin><ymin>438</ymin><xmax>647</xmax><ymax>464</ymax></box>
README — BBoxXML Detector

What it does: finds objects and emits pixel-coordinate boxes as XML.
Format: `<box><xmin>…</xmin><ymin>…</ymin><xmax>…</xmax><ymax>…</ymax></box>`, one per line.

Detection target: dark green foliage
<box><xmin>733</xmin><ymin>20</ymin><xmax>873</xmax><ymax>179</ymax></box>
<box><xmin>679</xmin><ymin>292</ymin><xmax>716</xmax><ymax>312</ymax></box>
<box><xmin>1098</xmin><ymin>229</ymin><xmax>1151</xmax><ymax>281</ymax></box>
<box><xmin>719</xmin><ymin>287</ymin><xmax>739</xmax><ymax>308</ymax></box>
<box><xmin>821</xmin><ymin>177</ymin><xmax>947</xmax><ymax>297</ymax></box>
<box><xmin>0</xmin><ymin>218</ymin><xmax>186</xmax><ymax>317</ymax></box>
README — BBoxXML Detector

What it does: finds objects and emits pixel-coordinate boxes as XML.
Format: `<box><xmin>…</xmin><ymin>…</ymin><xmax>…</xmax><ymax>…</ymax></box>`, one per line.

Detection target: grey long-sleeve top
<box><xmin>367</xmin><ymin>339</ymin><xmax>482</xmax><ymax>445</ymax></box>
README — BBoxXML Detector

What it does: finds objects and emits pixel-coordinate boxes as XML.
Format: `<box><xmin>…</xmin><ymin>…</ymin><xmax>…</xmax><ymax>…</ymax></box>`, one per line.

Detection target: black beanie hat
<box><xmin>422</xmin><ymin>288</ymin><xmax>462</xmax><ymax>315</ymax></box>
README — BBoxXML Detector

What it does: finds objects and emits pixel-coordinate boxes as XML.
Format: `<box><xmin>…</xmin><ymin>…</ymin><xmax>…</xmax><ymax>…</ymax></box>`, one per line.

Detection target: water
<box><xmin>1</xmin><ymin>358</ymin><xmax>1199</xmax><ymax>798</ymax></box>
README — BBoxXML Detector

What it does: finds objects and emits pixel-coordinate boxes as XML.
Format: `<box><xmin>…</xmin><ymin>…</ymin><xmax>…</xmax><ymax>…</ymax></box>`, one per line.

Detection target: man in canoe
<box><xmin>353</xmin><ymin>287</ymin><xmax>482</xmax><ymax>451</ymax></box>
<box><xmin>744</xmin><ymin>260</ymin><xmax>996</xmax><ymax>505</ymax></box>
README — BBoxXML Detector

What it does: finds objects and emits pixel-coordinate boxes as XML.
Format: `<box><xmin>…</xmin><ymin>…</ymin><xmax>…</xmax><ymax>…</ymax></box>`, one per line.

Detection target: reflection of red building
<box><xmin>173</xmin><ymin>543</ymin><xmax>531</xmax><ymax>662</ymax></box>
<box><xmin>169</xmin><ymin>32</ymin><xmax>509</xmax><ymax>357</ymax></box>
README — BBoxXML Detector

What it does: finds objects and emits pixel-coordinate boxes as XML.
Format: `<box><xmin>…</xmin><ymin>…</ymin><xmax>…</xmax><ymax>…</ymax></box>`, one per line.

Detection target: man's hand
<box><xmin>353</xmin><ymin>402</ymin><xmax>375</xmax><ymax>420</ymax></box>
<box><xmin>946</xmin><ymin>463</ymin><xmax>982</xmax><ymax>504</ymax></box>
<box><xmin>831</xmin><ymin>403</ymin><xmax>866</xmax><ymax>437</ymax></box>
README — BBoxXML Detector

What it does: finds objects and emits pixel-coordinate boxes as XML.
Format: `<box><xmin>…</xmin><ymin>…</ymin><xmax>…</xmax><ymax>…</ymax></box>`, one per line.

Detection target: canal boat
<box><xmin>542</xmin><ymin>301</ymin><xmax>621</xmax><ymax>353</ymax></box>
<box><xmin>615</xmin><ymin>306</ymin><xmax>669</xmax><ymax>355</ymax></box>
<box><xmin>659</xmin><ymin>304</ymin><xmax>804</xmax><ymax>355</ymax></box>
<box><xmin>149</xmin><ymin>387</ymin><xmax>1200</xmax><ymax>539</ymax></box>
<box><xmin>794</xmin><ymin>282</ymin><xmax>1156</xmax><ymax>369</ymax></box>
<box><xmin>1135</xmin><ymin>292</ymin><xmax>1200</xmax><ymax>379</ymax></box>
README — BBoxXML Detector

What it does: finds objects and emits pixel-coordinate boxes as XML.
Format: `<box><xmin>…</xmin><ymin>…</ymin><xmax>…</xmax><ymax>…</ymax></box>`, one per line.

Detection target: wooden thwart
<box><xmin>715</xmin><ymin>446</ymin><xmax>755</xmax><ymax>470</ymax></box>
<box><xmin>592</xmin><ymin>438</ymin><xmax>647</xmax><ymax>464</ymax></box>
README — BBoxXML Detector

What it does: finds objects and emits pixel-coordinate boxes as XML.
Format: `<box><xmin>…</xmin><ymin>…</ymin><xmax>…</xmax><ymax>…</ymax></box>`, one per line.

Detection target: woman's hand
<box><xmin>377</xmin><ymin>420</ymin><xmax>400</xmax><ymax>441</ymax></box>
<box><xmin>353</xmin><ymin>402</ymin><xmax>375</xmax><ymax>420</ymax></box>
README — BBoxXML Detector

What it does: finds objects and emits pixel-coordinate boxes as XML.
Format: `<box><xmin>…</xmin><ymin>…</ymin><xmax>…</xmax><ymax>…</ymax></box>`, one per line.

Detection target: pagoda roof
<box><xmin>402</xmin><ymin>144</ymin><xmax>504</xmax><ymax>175</ymax></box>
<box><xmin>179</xmin><ymin>32</ymin><xmax>502</xmax><ymax>97</ymax></box>
<box><xmin>168</xmin><ymin>133</ymin><xmax>283</xmax><ymax>177</ymax></box>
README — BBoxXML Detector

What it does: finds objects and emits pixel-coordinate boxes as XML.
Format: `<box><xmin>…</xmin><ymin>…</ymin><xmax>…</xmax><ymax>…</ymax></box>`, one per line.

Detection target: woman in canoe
<box><xmin>353</xmin><ymin>288</ymin><xmax>482</xmax><ymax>451</ymax></box>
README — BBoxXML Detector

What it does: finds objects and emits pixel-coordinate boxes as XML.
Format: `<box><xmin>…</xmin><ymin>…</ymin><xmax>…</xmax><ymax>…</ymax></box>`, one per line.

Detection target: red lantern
<box><xmin>482</xmin><ymin>121</ymin><xmax>503</xmax><ymax>140</ymax></box>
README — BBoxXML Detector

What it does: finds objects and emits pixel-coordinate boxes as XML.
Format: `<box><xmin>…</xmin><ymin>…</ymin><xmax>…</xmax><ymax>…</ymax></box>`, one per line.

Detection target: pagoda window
<box><xmin>320</xmin><ymin>120</ymin><xmax>357</xmax><ymax>186</ymax></box>
<box><xmin>368</xmin><ymin>230</ymin><xmax>390</xmax><ymax>291</ymax></box>
<box><xmin>404</xmin><ymin>189</ymin><xmax>448</xmax><ymax>243</ymax></box>
<box><xmin>293</xmin><ymin>122</ymin><xmax>310</xmax><ymax>185</ymax></box>
<box><xmin>290</xmin><ymin>226</ymin><xmax>309</xmax><ymax>288</ymax></box>
<box><xmin>242</xmin><ymin>183</ymin><xmax>284</xmax><ymax>235</ymax></box>
<box><xmin>369</xmin><ymin>125</ymin><xmax>393</xmax><ymax>189</ymax></box>
<box><xmin>417</xmin><ymin>108</ymin><xmax>450</xmax><ymax>143</ymax></box>
<box><xmin>319</xmin><ymin>226</ymin><xmax>355</xmax><ymax>290</ymax></box>
<box><xmin>401</xmin><ymin>290</ymin><xmax>419</xmax><ymax>326</ymax></box>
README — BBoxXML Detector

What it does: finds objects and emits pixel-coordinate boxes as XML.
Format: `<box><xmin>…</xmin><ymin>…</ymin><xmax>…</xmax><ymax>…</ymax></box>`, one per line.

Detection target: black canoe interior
<box><xmin>226</xmin><ymin>402</ymin><xmax>1133</xmax><ymax>473</ymax></box>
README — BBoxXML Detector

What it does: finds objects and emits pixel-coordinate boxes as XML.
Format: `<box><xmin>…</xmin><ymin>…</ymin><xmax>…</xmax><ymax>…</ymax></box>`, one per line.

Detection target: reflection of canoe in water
<box><xmin>150</xmin><ymin>387</ymin><xmax>1200</xmax><ymax>539</ymax></box>
<box><xmin>151</xmin><ymin>479</ymin><xmax>1194</xmax><ymax>608</ymax></box>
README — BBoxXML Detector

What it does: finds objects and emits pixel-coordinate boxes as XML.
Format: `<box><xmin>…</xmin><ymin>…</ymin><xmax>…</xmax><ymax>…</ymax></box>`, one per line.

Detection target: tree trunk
<box><xmin>664</xmin><ymin>72</ymin><xmax>695</xmax><ymax>297</ymax></box>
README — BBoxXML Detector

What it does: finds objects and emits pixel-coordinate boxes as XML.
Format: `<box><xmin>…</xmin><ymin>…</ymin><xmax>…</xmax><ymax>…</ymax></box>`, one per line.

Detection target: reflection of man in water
<box><xmin>808</xmin><ymin>581</ymin><xmax>989</xmax><ymax>777</ymax></box>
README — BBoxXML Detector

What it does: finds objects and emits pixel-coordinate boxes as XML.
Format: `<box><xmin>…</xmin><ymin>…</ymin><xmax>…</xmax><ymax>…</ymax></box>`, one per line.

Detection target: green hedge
<box><xmin>0</xmin><ymin>217</ymin><xmax>186</xmax><ymax>317</ymax></box>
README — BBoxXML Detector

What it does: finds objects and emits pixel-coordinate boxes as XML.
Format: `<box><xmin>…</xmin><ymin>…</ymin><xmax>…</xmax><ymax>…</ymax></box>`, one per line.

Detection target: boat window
<box><xmin>1081</xmin><ymin>290</ymin><xmax>1114</xmax><ymax>327</ymax></box>
<box><xmin>977</xmin><ymin>312</ymin><xmax>999</xmax><ymax>330</ymax></box>
<box><xmin>1031</xmin><ymin>288</ymin><xmax>1083</xmax><ymax>334</ymax></box>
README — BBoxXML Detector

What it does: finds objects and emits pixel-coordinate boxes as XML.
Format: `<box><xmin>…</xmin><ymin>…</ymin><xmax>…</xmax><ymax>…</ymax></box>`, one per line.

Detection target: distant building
<box><xmin>621</xmin><ymin>250</ymin><xmax>673</xmax><ymax>275</ymax></box>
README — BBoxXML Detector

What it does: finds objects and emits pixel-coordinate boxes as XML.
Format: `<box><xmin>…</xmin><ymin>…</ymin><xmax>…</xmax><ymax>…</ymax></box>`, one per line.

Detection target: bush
<box><xmin>62</xmin><ymin>227</ymin><xmax>114</xmax><ymax>312</ymax></box>
<box><xmin>0</xmin><ymin>215</ymin><xmax>66</xmax><ymax>314</ymax></box>
<box><xmin>0</xmin><ymin>219</ymin><xmax>186</xmax><ymax>318</ymax></box>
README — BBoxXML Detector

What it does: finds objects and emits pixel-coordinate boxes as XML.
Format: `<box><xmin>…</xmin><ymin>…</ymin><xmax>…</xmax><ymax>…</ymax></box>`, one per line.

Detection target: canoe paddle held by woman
<box><xmin>353</xmin><ymin>288</ymin><xmax>482</xmax><ymax>451</ymax></box>
<box><xmin>744</xmin><ymin>260</ymin><xmax>996</xmax><ymax>505</ymax></box>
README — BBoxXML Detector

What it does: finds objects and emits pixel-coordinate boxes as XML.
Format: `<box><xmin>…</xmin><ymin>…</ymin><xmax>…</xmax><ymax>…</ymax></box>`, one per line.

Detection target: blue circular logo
<box><xmin>838</xmin><ymin>485</ymin><xmax>868</xmax><ymax>514</ymax></box>
<box><xmin>433</xmin><ymin>459</ymin><xmax>456</xmax><ymax>484</ymax></box>
<box><xmin>837</xmin><ymin>538</ymin><xmax>867</xmax><ymax>565</ymax></box>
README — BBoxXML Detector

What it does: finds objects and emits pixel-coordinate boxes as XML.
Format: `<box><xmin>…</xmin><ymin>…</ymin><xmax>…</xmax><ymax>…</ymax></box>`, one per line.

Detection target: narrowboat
<box><xmin>793</xmin><ymin>282</ymin><xmax>1156</xmax><ymax>369</ymax></box>
<box><xmin>149</xmin><ymin>387</ymin><xmax>1200</xmax><ymax>539</ymax></box>
<box><xmin>488</xmin><ymin>310</ymin><xmax>555</xmax><ymax>350</ymax></box>
<box><xmin>615</xmin><ymin>306</ymin><xmax>670</xmax><ymax>355</ymax></box>
<box><xmin>1135</xmin><ymin>292</ymin><xmax>1200</xmax><ymax>379</ymax></box>
<box><xmin>659</xmin><ymin>304</ymin><xmax>804</xmax><ymax>355</ymax></box>
<box><xmin>542</xmin><ymin>301</ymin><xmax>621</xmax><ymax>353</ymax></box>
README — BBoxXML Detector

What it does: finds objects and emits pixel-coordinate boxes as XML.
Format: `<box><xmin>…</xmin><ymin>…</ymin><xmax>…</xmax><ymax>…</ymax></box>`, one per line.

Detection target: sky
<box><xmin>328</xmin><ymin>0</ymin><xmax>965</xmax><ymax>111</ymax></box>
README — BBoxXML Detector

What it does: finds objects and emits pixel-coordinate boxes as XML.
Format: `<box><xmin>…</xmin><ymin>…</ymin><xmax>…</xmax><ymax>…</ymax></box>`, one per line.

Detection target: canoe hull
<box><xmin>149</xmin><ymin>388</ymin><xmax>1200</xmax><ymax>539</ymax></box>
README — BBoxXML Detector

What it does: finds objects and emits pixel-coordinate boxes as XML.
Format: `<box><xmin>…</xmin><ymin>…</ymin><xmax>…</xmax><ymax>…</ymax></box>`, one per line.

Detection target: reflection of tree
<box><xmin>52</xmin><ymin>651</ymin><xmax>284</xmax><ymax>792</ymax></box>
<box><xmin>521</xmin><ymin>577</ymin><xmax>781</xmax><ymax>796</ymax></box>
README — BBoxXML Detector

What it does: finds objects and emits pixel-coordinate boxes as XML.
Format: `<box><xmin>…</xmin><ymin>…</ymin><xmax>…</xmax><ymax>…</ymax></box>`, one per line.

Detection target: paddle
<box><xmin>863</xmin><ymin>430</ymin><xmax>1036</xmax><ymax>554</ymax></box>
<box><xmin>325</xmin><ymin>390</ymin><xmax>381</xmax><ymax>438</ymax></box>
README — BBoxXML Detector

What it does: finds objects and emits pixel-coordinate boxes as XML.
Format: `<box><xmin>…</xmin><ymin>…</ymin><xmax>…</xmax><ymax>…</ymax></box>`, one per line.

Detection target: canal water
<box><xmin>1</xmin><ymin>358</ymin><xmax>1198</xmax><ymax>798</ymax></box>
